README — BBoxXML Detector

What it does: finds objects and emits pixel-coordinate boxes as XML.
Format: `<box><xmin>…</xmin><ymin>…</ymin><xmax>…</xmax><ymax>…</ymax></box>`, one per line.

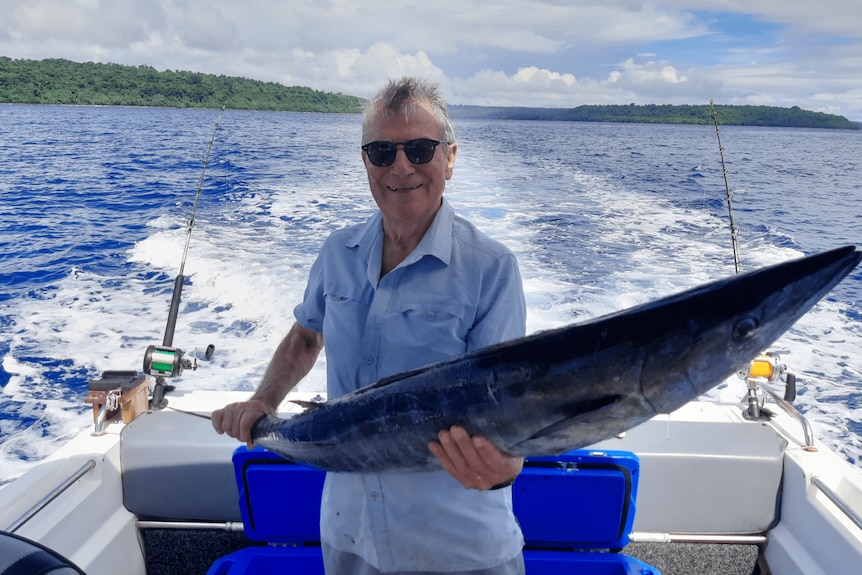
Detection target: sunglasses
<box><xmin>361</xmin><ymin>138</ymin><xmax>448</xmax><ymax>167</ymax></box>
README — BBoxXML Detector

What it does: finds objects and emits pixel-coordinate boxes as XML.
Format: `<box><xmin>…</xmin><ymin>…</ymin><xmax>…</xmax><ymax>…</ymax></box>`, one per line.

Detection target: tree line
<box><xmin>2</xmin><ymin>57</ymin><xmax>858</xmax><ymax>129</ymax></box>
<box><xmin>450</xmin><ymin>103</ymin><xmax>859</xmax><ymax>130</ymax></box>
<box><xmin>0</xmin><ymin>57</ymin><xmax>363</xmax><ymax>113</ymax></box>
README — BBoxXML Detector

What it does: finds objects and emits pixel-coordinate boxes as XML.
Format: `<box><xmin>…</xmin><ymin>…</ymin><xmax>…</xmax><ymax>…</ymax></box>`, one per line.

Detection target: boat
<box><xmin>2</xmin><ymin>346</ymin><xmax>862</xmax><ymax>575</ymax></box>
<box><xmin>2</xmin><ymin>110</ymin><xmax>861</xmax><ymax>575</ymax></box>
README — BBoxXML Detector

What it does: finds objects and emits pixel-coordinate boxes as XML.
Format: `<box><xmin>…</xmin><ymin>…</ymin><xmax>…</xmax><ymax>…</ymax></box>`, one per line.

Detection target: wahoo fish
<box><xmin>252</xmin><ymin>245</ymin><xmax>861</xmax><ymax>472</ymax></box>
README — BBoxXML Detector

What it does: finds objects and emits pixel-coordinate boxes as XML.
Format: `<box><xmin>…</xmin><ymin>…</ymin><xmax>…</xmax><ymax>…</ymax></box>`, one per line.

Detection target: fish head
<box><xmin>640</xmin><ymin>245</ymin><xmax>861</xmax><ymax>412</ymax></box>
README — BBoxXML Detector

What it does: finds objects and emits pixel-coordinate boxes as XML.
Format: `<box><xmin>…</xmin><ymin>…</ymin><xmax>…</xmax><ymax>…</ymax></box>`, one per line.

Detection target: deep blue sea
<box><xmin>1</xmin><ymin>105</ymin><xmax>860</xmax><ymax>484</ymax></box>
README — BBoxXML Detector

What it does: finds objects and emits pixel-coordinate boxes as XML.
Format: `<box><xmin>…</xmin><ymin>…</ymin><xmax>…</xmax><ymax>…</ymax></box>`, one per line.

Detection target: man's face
<box><xmin>362</xmin><ymin>100</ymin><xmax>457</xmax><ymax>230</ymax></box>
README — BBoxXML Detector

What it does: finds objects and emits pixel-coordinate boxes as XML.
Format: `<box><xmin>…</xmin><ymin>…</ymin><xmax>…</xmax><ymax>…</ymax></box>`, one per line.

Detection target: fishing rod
<box><xmin>709</xmin><ymin>101</ymin><xmax>798</xmax><ymax>414</ymax></box>
<box><xmin>710</xmin><ymin>99</ymin><xmax>742</xmax><ymax>274</ymax></box>
<box><xmin>144</xmin><ymin>103</ymin><xmax>226</xmax><ymax>409</ymax></box>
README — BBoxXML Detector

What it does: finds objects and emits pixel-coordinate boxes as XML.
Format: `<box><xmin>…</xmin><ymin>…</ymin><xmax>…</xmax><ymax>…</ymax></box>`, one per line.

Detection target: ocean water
<box><xmin>1</xmin><ymin>104</ymin><xmax>860</xmax><ymax>484</ymax></box>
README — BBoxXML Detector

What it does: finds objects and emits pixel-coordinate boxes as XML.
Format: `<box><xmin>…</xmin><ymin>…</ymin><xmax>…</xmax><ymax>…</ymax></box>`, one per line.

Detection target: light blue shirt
<box><xmin>294</xmin><ymin>198</ymin><xmax>526</xmax><ymax>571</ymax></box>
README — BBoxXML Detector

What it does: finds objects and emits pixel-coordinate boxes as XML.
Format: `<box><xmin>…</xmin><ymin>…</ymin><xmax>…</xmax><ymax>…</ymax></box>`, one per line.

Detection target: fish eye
<box><xmin>732</xmin><ymin>317</ymin><xmax>759</xmax><ymax>341</ymax></box>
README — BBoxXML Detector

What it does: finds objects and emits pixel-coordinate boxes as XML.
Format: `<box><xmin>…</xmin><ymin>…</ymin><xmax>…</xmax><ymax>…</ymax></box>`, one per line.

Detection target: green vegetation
<box><xmin>450</xmin><ymin>103</ymin><xmax>859</xmax><ymax>130</ymax></box>
<box><xmin>2</xmin><ymin>57</ymin><xmax>857</xmax><ymax>129</ymax></box>
<box><xmin>0</xmin><ymin>57</ymin><xmax>363</xmax><ymax>112</ymax></box>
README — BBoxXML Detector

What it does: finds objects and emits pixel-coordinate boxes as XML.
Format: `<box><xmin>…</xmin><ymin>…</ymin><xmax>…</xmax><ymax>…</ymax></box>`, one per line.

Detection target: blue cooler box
<box><xmin>207</xmin><ymin>447</ymin><xmax>326</xmax><ymax>575</ymax></box>
<box><xmin>516</xmin><ymin>450</ymin><xmax>659</xmax><ymax>574</ymax></box>
<box><xmin>208</xmin><ymin>447</ymin><xmax>659</xmax><ymax>575</ymax></box>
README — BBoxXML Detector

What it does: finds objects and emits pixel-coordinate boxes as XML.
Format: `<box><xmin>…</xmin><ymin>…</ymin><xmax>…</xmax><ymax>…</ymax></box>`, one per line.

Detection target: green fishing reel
<box><xmin>144</xmin><ymin>345</ymin><xmax>187</xmax><ymax>377</ymax></box>
<box><xmin>144</xmin><ymin>343</ymin><xmax>215</xmax><ymax>410</ymax></box>
<box><xmin>143</xmin><ymin>344</ymin><xmax>216</xmax><ymax>378</ymax></box>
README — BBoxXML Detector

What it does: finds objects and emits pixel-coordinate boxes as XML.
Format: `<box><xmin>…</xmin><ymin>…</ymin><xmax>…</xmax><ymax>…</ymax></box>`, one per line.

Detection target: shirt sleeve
<box><xmin>293</xmin><ymin>242</ymin><xmax>328</xmax><ymax>334</ymax></box>
<box><xmin>466</xmin><ymin>252</ymin><xmax>526</xmax><ymax>351</ymax></box>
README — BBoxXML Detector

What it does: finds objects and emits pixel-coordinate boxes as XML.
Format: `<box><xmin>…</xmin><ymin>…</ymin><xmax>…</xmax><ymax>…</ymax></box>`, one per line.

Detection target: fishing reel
<box><xmin>143</xmin><ymin>343</ymin><xmax>216</xmax><ymax>376</ymax></box>
<box><xmin>737</xmin><ymin>352</ymin><xmax>797</xmax><ymax>421</ymax></box>
<box><xmin>144</xmin><ymin>343</ymin><xmax>216</xmax><ymax>409</ymax></box>
<box><xmin>144</xmin><ymin>345</ymin><xmax>192</xmax><ymax>378</ymax></box>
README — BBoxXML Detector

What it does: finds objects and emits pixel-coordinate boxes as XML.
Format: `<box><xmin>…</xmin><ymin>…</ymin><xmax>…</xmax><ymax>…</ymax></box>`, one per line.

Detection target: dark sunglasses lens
<box><xmin>404</xmin><ymin>140</ymin><xmax>438</xmax><ymax>164</ymax></box>
<box><xmin>366</xmin><ymin>143</ymin><xmax>396</xmax><ymax>166</ymax></box>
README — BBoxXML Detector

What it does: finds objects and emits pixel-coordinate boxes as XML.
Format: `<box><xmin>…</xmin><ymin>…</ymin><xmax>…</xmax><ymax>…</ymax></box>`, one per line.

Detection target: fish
<box><xmin>251</xmin><ymin>245</ymin><xmax>861</xmax><ymax>472</ymax></box>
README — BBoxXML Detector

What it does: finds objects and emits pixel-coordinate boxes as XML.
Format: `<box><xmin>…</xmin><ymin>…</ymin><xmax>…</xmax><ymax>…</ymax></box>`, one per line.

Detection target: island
<box><xmin>0</xmin><ymin>57</ymin><xmax>362</xmax><ymax>113</ymax></box>
<box><xmin>1</xmin><ymin>57</ymin><xmax>857</xmax><ymax>129</ymax></box>
<box><xmin>448</xmin><ymin>104</ymin><xmax>859</xmax><ymax>130</ymax></box>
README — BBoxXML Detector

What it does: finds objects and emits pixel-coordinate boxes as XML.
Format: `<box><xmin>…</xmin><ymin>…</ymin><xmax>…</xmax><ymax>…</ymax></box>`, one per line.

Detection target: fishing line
<box><xmin>167</xmin><ymin>406</ymin><xmax>213</xmax><ymax>420</ymax></box>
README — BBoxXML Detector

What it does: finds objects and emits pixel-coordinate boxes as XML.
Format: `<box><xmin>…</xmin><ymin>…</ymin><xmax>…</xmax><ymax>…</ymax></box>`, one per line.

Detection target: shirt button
<box><xmin>364</xmin><ymin>356</ymin><xmax>374</xmax><ymax>365</ymax></box>
<box><xmin>427</xmin><ymin>311</ymin><xmax>437</xmax><ymax>319</ymax></box>
<box><xmin>370</xmin><ymin>491</ymin><xmax>379</xmax><ymax>500</ymax></box>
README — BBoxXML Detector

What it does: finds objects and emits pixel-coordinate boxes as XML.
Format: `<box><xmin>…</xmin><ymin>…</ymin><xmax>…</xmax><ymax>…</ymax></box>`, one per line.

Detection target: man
<box><xmin>213</xmin><ymin>77</ymin><xmax>526</xmax><ymax>574</ymax></box>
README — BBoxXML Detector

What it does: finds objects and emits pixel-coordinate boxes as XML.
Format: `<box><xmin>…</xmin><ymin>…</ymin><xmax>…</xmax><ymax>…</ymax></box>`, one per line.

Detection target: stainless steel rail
<box><xmin>811</xmin><ymin>476</ymin><xmax>862</xmax><ymax>532</ymax></box>
<box><xmin>137</xmin><ymin>520</ymin><xmax>245</xmax><ymax>531</ymax></box>
<box><xmin>759</xmin><ymin>383</ymin><xmax>815</xmax><ymax>448</ymax></box>
<box><xmin>5</xmin><ymin>458</ymin><xmax>96</xmax><ymax>533</ymax></box>
<box><xmin>630</xmin><ymin>532</ymin><xmax>767</xmax><ymax>544</ymax></box>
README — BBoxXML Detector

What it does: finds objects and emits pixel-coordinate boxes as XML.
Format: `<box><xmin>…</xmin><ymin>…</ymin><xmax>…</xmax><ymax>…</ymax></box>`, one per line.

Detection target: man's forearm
<box><xmin>252</xmin><ymin>322</ymin><xmax>324</xmax><ymax>411</ymax></box>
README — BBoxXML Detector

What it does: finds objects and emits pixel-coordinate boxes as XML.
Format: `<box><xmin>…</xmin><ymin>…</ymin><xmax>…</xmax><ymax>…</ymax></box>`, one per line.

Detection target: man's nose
<box><xmin>389</xmin><ymin>145</ymin><xmax>416</xmax><ymax>173</ymax></box>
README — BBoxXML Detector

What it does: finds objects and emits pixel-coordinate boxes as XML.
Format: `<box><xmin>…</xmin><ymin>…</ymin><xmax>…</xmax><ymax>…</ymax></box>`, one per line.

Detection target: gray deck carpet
<box><xmin>625</xmin><ymin>542</ymin><xmax>762</xmax><ymax>575</ymax></box>
<box><xmin>141</xmin><ymin>529</ymin><xmax>762</xmax><ymax>575</ymax></box>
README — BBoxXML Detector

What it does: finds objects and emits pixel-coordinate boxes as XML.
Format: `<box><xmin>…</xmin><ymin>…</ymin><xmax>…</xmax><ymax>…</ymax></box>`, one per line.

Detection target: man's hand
<box><xmin>212</xmin><ymin>399</ymin><xmax>273</xmax><ymax>447</ymax></box>
<box><xmin>213</xmin><ymin>323</ymin><xmax>324</xmax><ymax>447</ymax></box>
<box><xmin>429</xmin><ymin>425</ymin><xmax>523</xmax><ymax>490</ymax></box>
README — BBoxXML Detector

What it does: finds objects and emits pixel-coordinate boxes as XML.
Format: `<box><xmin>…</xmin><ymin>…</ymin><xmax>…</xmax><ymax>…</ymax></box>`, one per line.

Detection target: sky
<box><xmin>2</xmin><ymin>0</ymin><xmax>862</xmax><ymax>120</ymax></box>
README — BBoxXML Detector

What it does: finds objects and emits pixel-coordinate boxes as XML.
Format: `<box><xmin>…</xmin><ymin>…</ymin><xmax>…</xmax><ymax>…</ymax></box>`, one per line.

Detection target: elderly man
<box><xmin>213</xmin><ymin>77</ymin><xmax>526</xmax><ymax>574</ymax></box>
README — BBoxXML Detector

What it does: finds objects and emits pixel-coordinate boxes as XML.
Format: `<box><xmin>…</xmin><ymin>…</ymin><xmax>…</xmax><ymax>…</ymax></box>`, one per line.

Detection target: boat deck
<box><xmin>4</xmin><ymin>390</ymin><xmax>862</xmax><ymax>575</ymax></box>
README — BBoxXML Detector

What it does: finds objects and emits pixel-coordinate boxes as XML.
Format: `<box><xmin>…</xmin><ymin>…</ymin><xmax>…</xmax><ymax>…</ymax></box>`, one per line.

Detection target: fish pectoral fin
<box><xmin>521</xmin><ymin>394</ymin><xmax>623</xmax><ymax>442</ymax></box>
<box><xmin>289</xmin><ymin>399</ymin><xmax>323</xmax><ymax>410</ymax></box>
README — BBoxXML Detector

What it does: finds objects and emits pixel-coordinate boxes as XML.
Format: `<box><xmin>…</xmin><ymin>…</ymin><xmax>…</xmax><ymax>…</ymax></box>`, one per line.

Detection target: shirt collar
<box><xmin>347</xmin><ymin>197</ymin><xmax>454</xmax><ymax>270</ymax></box>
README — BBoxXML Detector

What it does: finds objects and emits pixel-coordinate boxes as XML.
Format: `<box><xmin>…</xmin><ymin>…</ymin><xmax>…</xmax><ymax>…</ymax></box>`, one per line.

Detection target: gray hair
<box><xmin>361</xmin><ymin>77</ymin><xmax>456</xmax><ymax>145</ymax></box>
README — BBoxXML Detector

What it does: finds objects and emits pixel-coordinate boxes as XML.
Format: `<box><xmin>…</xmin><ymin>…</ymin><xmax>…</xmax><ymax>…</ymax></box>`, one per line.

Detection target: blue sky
<box><xmin>2</xmin><ymin>0</ymin><xmax>861</xmax><ymax>120</ymax></box>
<box><xmin>652</xmin><ymin>13</ymin><xmax>783</xmax><ymax>65</ymax></box>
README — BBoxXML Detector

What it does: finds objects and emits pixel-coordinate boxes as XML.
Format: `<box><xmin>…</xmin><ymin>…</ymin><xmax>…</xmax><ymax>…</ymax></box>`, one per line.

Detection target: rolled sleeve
<box><xmin>467</xmin><ymin>251</ymin><xmax>526</xmax><ymax>351</ymax></box>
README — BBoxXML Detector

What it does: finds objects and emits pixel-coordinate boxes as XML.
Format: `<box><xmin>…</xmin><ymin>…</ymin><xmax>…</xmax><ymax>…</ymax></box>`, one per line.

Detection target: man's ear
<box><xmin>445</xmin><ymin>142</ymin><xmax>458</xmax><ymax>179</ymax></box>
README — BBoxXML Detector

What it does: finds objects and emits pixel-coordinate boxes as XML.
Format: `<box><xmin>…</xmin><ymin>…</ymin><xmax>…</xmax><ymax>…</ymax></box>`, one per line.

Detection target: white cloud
<box><xmin>618</xmin><ymin>58</ymin><xmax>688</xmax><ymax>85</ymax></box>
<box><xmin>451</xmin><ymin>58</ymin><xmax>716</xmax><ymax>108</ymax></box>
<box><xmin>513</xmin><ymin>67</ymin><xmax>577</xmax><ymax>86</ymax></box>
<box><xmin>453</xmin><ymin>68</ymin><xmax>584</xmax><ymax>107</ymax></box>
<box><xmin>0</xmin><ymin>0</ymin><xmax>861</xmax><ymax>119</ymax></box>
<box><xmin>9</xmin><ymin>1</ymin><xmax>90</xmax><ymax>41</ymax></box>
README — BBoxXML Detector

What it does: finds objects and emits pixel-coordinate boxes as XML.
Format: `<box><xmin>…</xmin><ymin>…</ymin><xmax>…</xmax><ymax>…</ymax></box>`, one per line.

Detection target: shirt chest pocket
<box><xmin>398</xmin><ymin>300</ymin><xmax>470</xmax><ymax>323</ymax></box>
<box><xmin>322</xmin><ymin>287</ymin><xmax>367</xmax><ymax>342</ymax></box>
<box><xmin>390</xmin><ymin>300</ymin><xmax>472</xmax><ymax>359</ymax></box>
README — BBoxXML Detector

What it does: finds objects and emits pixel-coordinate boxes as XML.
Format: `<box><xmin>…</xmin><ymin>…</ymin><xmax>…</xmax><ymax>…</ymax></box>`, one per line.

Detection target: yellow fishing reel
<box><xmin>738</xmin><ymin>352</ymin><xmax>797</xmax><ymax>420</ymax></box>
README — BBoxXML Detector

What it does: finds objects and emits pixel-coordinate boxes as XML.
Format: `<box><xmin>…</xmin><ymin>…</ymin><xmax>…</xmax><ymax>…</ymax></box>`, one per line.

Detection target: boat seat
<box><xmin>121</xmin><ymin>410</ymin><xmax>243</xmax><ymax>521</ymax></box>
<box><xmin>207</xmin><ymin>447</ymin><xmax>661</xmax><ymax>575</ymax></box>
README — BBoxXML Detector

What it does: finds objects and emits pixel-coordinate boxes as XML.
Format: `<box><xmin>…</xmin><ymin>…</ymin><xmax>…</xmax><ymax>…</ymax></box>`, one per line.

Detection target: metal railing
<box><xmin>757</xmin><ymin>382</ymin><xmax>816</xmax><ymax>449</ymax></box>
<box><xmin>811</xmin><ymin>476</ymin><xmax>862</xmax><ymax>532</ymax></box>
<box><xmin>4</xmin><ymin>459</ymin><xmax>96</xmax><ymax>533</ymax></box>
